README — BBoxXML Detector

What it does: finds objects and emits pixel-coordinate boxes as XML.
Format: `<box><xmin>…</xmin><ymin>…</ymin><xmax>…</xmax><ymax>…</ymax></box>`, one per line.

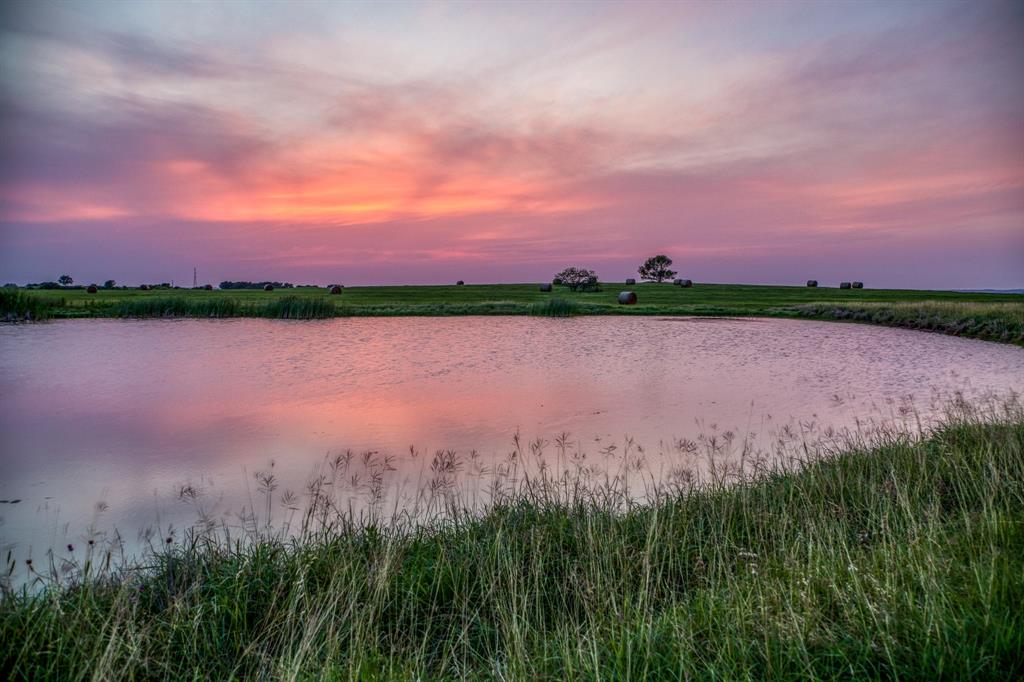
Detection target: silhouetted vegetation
<box><xmin>555</xmin><ymin>267</ymin><xmax>601</xmax><ymax>292</ymax></box>
<box><xmin>638</xmin><ymin>254</ymin><xmax>677</xmax><ymax>282</ymax></box>
<box><xmin>218</xmin><ymin>280</ymin><xmax>295</xmax><ymax>290</ymax></box>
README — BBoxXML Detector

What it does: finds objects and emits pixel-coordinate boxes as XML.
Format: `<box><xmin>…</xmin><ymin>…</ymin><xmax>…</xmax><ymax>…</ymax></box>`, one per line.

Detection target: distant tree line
<box><xmin>218</xmin><ymin>281</ymin><xmax>295</xmax><ymax>290</ymax></box>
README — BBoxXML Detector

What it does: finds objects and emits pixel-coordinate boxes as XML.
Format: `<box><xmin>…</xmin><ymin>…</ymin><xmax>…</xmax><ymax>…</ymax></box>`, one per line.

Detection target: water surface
<box><xmin>1</xmin><ymin>317</ymin><xmax>1021</xmax><ymax>561</ymax></box>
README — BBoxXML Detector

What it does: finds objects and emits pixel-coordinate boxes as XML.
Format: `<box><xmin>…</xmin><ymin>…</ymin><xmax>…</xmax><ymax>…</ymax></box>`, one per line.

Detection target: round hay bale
<box><xmin>204</xmin><ymin>284</ymin><xmax>213</xmax><ymax>290</ymax></box>
<box><xmin>329</xmin><ymin>285</ymin><xmax>343</xmax><ymax>295</ymax></box>
<box><xmin>673</xmin><ymin>278</ymin><xmax>683</xmax><ymax>285</ymax></box>
<box><xmin>539</xmin><ymin>283</ymin><xmax>552</xmax><ymax>292</ymax></box>
<box><xmin>680</xmin><ymin>279</ymin><xmax>693</xmax><ymax>288</ymax></box>
<box><xmin>456</xmin><ymin>280</ymin><xmax>465</xmax><ymax>285</ymax></box>
<box><xmin>139</xmin><ymin>284</ymin><xmax>151</xmax><ymax>291</ymax></box>
<box><xmin>852</xmin><ymin>281</ymin><xmax>864</xmax><ymax>289</ymax></box>
<box><xmin>263</xmin><ymin>283</ymin><xmax>274</xmax><ymax>291</ymax></box>
<box><xmin>839</xmin><ymin>282</ymin><xmax>852</xmax><ymax>289</ymax></box>
<box><xmin>806</xmin><ymin>280</ymin><xmax>818</xmax><ymax>287</ymax></box>
<box><xmin>625</xmin><ymin>278</ymin><xmax>636</xmax><ymax>285</ymax></box>
<box><xmin>618</xmin><ymin>291</ymin><xmax>637</xmax><ymax>305</ymax></box>
<box><xmin>86</xmin><ymin>285</ymin><xmax>98</xmax><ymax>294</ymax></box>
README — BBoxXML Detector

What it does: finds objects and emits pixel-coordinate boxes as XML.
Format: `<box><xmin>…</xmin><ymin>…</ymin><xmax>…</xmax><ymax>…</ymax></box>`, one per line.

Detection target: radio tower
<box><xmin>193</xmin><ymin>266</ymin><xmax>197</xmax><ymax>288</ymax></box>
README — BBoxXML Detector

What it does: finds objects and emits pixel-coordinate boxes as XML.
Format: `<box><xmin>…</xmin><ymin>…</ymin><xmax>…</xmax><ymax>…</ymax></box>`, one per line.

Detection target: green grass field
<box><xmin>5</xmin><ymin>283</ymin><xmax>1022</xmax><ymax>344</ymax></box>
<box><xmin>2</xmin><ymin>401</ymin><xmax>1022</xmax><ymax>680</ymax></box>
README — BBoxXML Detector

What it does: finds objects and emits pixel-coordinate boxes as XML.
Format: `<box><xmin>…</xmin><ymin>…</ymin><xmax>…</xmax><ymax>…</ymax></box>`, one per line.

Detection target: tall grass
<box><xmin>110</xmin><ymin>296</ymin><xmax>242</xmax><ymax>318</ymax></box>
<box><xmin>253</xmin><ymin>295</ymin><xmax>336</xmax><ymax>319</ymax></box>
<box><xmin>108</xmin><ymin>296</ymin><xmax>337</xmax><ymax>319</ymax></box>
<box><xmin>787</xmin><ymin>301</ymin><xmax>1024</xmax><ymax>345</ymax></box>
<box><xmin>0</xmin><ymin>289</ymin><xmax>60</xmax><ymax>321</ymax></box>
<box><xmin>2</xmin><ymin>400</ymin><xmax>1022</xmax><ymax>680</ymax></box>
<box><xmin>527</xmin><ymin>297</ymin><xmax>582</xmax><ymax>317</ymax></box>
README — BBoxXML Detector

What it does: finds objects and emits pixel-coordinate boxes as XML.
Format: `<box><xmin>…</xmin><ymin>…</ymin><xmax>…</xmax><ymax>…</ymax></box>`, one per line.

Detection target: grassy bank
<box><xmin>3</xmin><ymin>405</ymin><xmax>1022</xmax><ymax>680</ymax></box>
<box><xmin>5</xmin><ymin>283</ymin><xmax>1022</xmax><ymax>344</ymax></box>
<box><xmin>786</xmin><ymin>301</ymin><xmax>1024</xmax><ymax>345</ymax></box>
<box><xmin>0</xmin><ymin>289</ymin><xmax>61</xmax><ymax>321</ymax></box>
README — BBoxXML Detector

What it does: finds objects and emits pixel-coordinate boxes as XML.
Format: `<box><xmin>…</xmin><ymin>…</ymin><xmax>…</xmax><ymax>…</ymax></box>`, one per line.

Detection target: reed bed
<box><xmin>788</xmin><ymin>301</ymin><xmax>1024</xmax><ymax>345</ymax></box>
<box><xmin>0</xmin><ymin>289</ymin><xmax>60</xmax><ymax>321</ymax></box>
<box><xmin>527</xmin><ymin>297</ymin><xmax>585</xmax><ymax>317</ymax></box>
<box><xmin>107</xmin><ymin>296</ymin><xmax>339</xmax><ymax>320</ymax></box>
<box><xmin>254</xmin><ymin>296</ymin><xmax>336</xmax><ymax>320</ymax></box>
<box><xmin>2</xmin><ymin>399</ymin><xmax>1022</xmax><ymax>680</ymax></box>
<box><xmin>109</xmin><ymin>296</ymin><xmax>242</xmax><ymax>318</ymax></box>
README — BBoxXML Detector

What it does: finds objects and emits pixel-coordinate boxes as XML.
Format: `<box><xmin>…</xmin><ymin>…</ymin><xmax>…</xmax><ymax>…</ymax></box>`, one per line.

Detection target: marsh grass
<box><xmin>107</xmin><ymin>296</ymin><xmax>338</xmax><ymax>319</ymax></box>
<box><xmin>254</xmin><ymin>295</ymin><xmax>336</xmax><ymax>320</ymax></box>
<box><xmin>0</xmin><ymin>289</ymin><xmax>60</xmax><ymax>321</ymax></box>
<box><xmin>788</xmin><ymin>301</ymin><xmax>1024</xmax><ymax>345</ymax></box>
<box><xmin>109</xmin><ymin>296</ymin><xmax>242</xmax><ymax>318</ymax></box>
<box><xmin>527</xmin><ymin>297</ymin><xmax>585</xmax><ymax>317</ymax></box>
<box><xmin>2</xmin><ymin>398</ymin><xmax>1022</xmax><ymax>680</ymax></box>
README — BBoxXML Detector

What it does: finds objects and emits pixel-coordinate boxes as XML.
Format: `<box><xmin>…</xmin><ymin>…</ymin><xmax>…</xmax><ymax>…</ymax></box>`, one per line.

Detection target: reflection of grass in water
<box><xmin>3</xmin><ymin>398</ymin><xmax>1023</xmax><ymax>679</ymax></box>
<box><xmin>787</xmin><ymin>301</ymin><xmax>1024</xmax><ymax>345</ymax></box>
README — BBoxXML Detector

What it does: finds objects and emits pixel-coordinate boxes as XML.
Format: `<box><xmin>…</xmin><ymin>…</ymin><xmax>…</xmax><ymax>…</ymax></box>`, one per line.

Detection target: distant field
<box><xmin>4</xmin><ymin>283</ymin><xmax>1023</xmax><ymax>344</ymax></box>
<box><xmin>16</xmin><ymin>281</ymin><xmax>1024</xmax><ymax>314</ymax></box>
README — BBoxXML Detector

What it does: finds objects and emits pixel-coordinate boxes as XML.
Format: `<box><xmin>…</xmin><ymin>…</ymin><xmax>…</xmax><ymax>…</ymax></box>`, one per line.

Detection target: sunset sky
<box><xmin>1</xmin><ymin>0</ymin><xmax>1022</xmax><ymax>288</ymax></box>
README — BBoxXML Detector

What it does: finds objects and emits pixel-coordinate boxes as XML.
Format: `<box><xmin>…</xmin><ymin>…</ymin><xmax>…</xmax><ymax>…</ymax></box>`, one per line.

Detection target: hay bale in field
<box><xmin>618</xmin><ymin>291</ymin><xmax>637</xmax><ymax>305</ymax></box>
<box><xmin>806</xmin><ymin>280</ymin><xmax>818</xmax><ymax>287</ymax></box>
<box><xmin>839</xmin><ymin>282</ymin><xmax>852</xmax><ymax>289</ymax></box>
<box><xmin>852</xmin><ymin>281</ymin><xmax>864</xmax><ymax>289</ymax></box>
<box><xmin>625</xmin><ymin>278</ymin><xmax>636</xmax><ymax>285</ymax></box>
<box><xmin>680</xmin><ymin>279</ymin><xmax>693</xmax><ymax>287</ymax></box>
<box><xmin>330</xmin><ymin>285</ymin><xmax>343</xmax><ymax>294</ymax></box>
<box><xmin>86</xmin><ymin>285</ymin><xmax>98</xmax><ymax>293</ymax></box>
<box><xmin>539</xmin><ymin>283</ymin><xmax>552</xmax><ymax>292</ymax></box>
<box><xmin>456</xmin><ymin>280</ymin><xmax>465</xmax><ymax>285</ymax></box>
<box><xmin>264</xmin><ymin>284</ymin><xmax>274</xmax><ymax>291</ymax></box>
<box><xmin>139</xmin><ymin>284</ymin><xmax>151</xmax><ymax>291</ymax></box>
<box><xmin>673</xmin><ymin>278</ymin><xmax>683</xmax><ymax>285</ymax></box>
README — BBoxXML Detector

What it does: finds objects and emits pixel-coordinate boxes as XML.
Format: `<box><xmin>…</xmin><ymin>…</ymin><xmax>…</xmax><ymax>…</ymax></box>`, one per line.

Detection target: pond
<box><xmin>1</xmin><ymin>316</ymin><xmax>1022</xmax><ymax>565</ymax></box>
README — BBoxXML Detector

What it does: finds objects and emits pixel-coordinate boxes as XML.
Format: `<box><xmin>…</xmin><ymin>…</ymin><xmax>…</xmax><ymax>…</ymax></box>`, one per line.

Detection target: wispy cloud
<box><xmin>0</xmin><ymin>0</ymin><xmax>1021</xmax><ymax>287</ymax></box>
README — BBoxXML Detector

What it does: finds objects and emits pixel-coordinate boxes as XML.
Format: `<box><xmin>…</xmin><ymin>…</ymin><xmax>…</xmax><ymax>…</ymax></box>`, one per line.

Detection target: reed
<box><xmin>2</xmin><ymin>400</ymin><xmax>1022</xmax><ymax>680</ymax></box>
<box><xmin>0</xmin><ymin>289</ymin><xmax>60</xmax><ymax>321</ymax></box>
<box><xmin>110</xmin><ymin>296</ymin><xmax>242</xmax><ymax>318</ymax></box>
<box><xmin>252</xmin><ymin>295</ymin><xmax>336</xmax><ymax>319</ymax></box>
<box><xmin>527</xmin><ymin>297</ymin><xmax>583</xmax><ymax>317</ymax></box>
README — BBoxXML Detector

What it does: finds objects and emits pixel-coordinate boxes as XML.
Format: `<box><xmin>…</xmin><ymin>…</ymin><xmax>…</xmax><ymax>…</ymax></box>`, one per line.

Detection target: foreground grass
<box><xmin>5</xmin><ymin>283</ymin><xmax>1022</xmax><ymax>344</ymax></box>
<box><xmin>3</xmin><ymin>407</ymin><xmax>1022</xmax><ymax>680</ymax></box>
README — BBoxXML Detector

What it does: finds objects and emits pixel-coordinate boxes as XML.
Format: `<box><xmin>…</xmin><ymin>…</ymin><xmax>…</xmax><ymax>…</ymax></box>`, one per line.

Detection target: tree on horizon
<box><xmin>638</xmin><ymin>255</ymin><xmax>677</xmax><ymax>283</ymax></box>
<box><xmin>58</xmin><ymin>274</ymin><xmax>73</xmax><ymax>286</ymax></box>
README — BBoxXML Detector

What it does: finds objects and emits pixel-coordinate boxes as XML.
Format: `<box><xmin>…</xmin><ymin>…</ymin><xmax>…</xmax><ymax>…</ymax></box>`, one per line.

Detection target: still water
<box><xmin>1</xmin><ymin>317</ymin><xmax>1022</xmax><ymax>561</ymax></box>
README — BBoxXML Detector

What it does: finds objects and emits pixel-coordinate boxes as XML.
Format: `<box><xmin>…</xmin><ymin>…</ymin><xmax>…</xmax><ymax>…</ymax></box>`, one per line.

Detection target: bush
<box><xmin>554</xmin><ymin>267</ymin><xmax>600</xmax><ymax>292</ymax></box>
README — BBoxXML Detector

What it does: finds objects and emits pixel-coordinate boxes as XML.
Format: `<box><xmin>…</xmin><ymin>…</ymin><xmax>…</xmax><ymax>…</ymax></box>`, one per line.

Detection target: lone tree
<box><xmin>58</xmin><ymin>274</ymin><xmax>73</xmax><ymax>286</ymax></box>
<box><xmin>554</xmin><ymin>267</ymin><xmax>600</xmax><ymax>292</ymax></box>
<box><xmin>637</xmin><ymin>255</ymin><xmax>676</xmax><ymax>283</ymax></box>
<box><xmin>103</xmin><ymin>279</ymin><xmax>116</xmax><ymax>289</ymax></box>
